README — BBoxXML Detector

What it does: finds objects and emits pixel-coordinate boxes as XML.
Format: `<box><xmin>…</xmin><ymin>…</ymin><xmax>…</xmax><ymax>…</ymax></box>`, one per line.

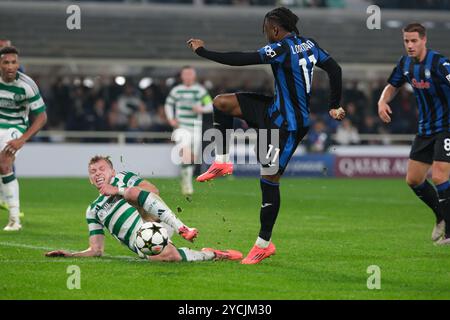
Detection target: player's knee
<box><xmin>0</xmin><ymin>159</ymin><xmax>11</xmax><ymax>174</ymax></box>
<box><xmin>213</xmin><ymin>95</ymin><xmax>229</xmax><ymax>112</ymax></box>
<box><xmin>405</xmin><ymin>175</ymin><xmax>424</xmax><ymax>187</ymax></box>
<box><xmin>431</xmin><ymin>171</ymin><xmax>449</xmax><ymax>186</ymax></box>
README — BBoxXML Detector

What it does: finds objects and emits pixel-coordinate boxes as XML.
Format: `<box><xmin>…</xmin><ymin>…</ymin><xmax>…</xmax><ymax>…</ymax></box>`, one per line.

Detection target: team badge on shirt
<box><xmin>264</xmin><ymin>45</ymin><xmax>277</xmax><ymax>58</ymax></box>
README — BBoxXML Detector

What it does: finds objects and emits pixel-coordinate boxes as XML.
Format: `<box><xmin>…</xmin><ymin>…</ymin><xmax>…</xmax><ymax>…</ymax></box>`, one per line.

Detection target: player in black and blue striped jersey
<box><xmin>188</xmin><ymin>7</ymin><xmax>345</xmax><ymax>264</ymax></box>
<box><xmin>378</xmin><ymin>23</ymin><xmax>450</xmax><ymax>245</ymax></box>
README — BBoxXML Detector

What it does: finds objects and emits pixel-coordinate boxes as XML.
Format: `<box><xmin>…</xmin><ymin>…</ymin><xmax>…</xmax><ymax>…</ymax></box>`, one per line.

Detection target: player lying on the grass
<box><xmin>45</xmin><ymin>156</ymin><xmax>242</xmax><ymax>262</ymax></box>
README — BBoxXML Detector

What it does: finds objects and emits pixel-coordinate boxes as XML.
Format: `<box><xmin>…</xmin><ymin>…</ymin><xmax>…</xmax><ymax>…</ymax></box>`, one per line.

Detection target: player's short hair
<box><xmin>0</xmin><ymin>46</ymin><xmax>19</xmax><ymax>57</ymax></box>
<box><xmin>403</xmin><ymin>23</ymin><xmax>426</xmax><ymax>38</ymax></box>
<box><xmin>264</xmin><ymin>7</ymin><xmax>300</xmax><ymax>36</ymax></box>
<box><xmin>89</xmin><ymin>155</ymin><xmax>114</xmax><ymax>169</ymax></box>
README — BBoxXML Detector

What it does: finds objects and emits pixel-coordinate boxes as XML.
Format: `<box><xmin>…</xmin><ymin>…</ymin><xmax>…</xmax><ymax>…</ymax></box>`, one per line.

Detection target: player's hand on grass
<box><xmin>378</xmin><ymin>101</ymin><xmax>392</xmax><ymax>123</ymax></box>
<box><xmin>329</xmin><ymin>107</ymin><xmax>346</xmax><ymax>121</ymax></box>
<box><xmin>187</xmin><ymin>39</ymin><xmax>204</xmax><ymax>52</ymax></box>
<box><xmin>45</xmin><ymin>250</ymin><xmax>73</xmax><ymax>257</ymax></box>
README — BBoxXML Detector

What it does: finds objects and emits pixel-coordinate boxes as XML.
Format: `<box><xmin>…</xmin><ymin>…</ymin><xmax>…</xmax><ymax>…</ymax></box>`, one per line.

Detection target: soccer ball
<box><xmin>135</xmin><ymin>222</ymin><xmax>169</xmax><ymax>256</ymax></box>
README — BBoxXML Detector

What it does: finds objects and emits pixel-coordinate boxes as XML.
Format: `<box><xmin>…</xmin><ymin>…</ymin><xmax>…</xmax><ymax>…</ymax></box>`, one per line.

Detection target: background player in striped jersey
<box><xmin>45</xmin><ymin>156</ymin><xmax>242</xmax><ymax>262</ymax></box>
<box><xmin>188</xmin><ymin>7</ymin><xmax>345</xmax><ymax>264</ymax></box>
<box><xmin>378</xmin><ymin>23</ymin><xmax>450</xmax><ymax>245</ymax></box>
<box><xmin>164</xmin><ymin>66</ymin><xmax>213</xmax><ymax>196</ymax></box>
<box><xmin>0</xmin><ymin>40</ymin><xmax>11</xmax><ymax>212</ymax></box>
<box><xmin>0</xmin><ymin>46</ymin><xmax>47</xmax><ymax>231</ymax></box>
<box><xmin>0</xmin><ymin>40</ymin><xmax>25</xmax><ymax>217</ymax></box>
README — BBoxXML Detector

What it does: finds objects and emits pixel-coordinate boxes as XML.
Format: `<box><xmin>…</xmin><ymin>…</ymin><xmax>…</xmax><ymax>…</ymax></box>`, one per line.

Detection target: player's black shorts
<box><xmin>236</xmin><ymin>92</ymin><xmax>309</xmax><ymax>175</ymax></box>
<box><xmin>409</xmin><ymin>131</ymin><xmax>450</xmax><ymax>164</ymax></box>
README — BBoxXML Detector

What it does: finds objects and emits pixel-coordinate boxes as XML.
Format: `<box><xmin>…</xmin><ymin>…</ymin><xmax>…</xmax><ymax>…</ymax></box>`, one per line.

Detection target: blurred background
<box><xmin>1</xmin><ymin>0</ymin><xmax>449</xmax><ymax>177</ymax></box>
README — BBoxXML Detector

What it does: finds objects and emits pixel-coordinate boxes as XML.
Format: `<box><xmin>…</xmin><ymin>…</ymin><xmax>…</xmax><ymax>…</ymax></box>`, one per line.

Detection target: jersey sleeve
<box><xmin>309</xmin><ymin>38</ymin><xmax>331</xmax><ymax>65</ymax></box>
<box><xmin>119</xmin><ymin>171</ymin><xmax>144</xmax><ymax>187</ymax></box>
<box><xmin>22</xmin><ymin>74</ymin><xmax>46</xmax><ymax>115</ymax></box>
<box><xmin>387</xmin><ymin>57</ymin><xmax>407</xmax><ymax>88</ymax></box>
<box><xmin>86</xmin><ymin>206</ymin><xmax>104</xmax><ymax>236</ymax></box>
<box><xmin>257</xmin><ymin>42</ymin><xmax>287</xmax><ymax>64</ymax></box>
<box><xmin>199</xmin><ymin>86</ymin><xmax>213</xmax><ymax>108</ymax></box>
<box><xmin>164</xmin><ymin>88</ymin><xmax>176</xmax><ymax>121</ymax></box>
<box><xmin>438</xmin><ymin>57</ymin><xmax>450</xmax><ymax>87</ymax></box>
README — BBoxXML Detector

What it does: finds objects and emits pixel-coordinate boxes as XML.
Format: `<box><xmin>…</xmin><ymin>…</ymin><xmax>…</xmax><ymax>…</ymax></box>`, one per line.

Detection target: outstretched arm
<box><xmin>378</xmin><ymin>84</ymin><xmax>398</xmax><ymax>123</ymax></box>
<box><xmin>187</xmin><ymin>39</ymin><xmax>261</xmax><ymax>66</ymax></box>
<box><xmin>317</xmin><ymin>57</ymin><xmax>345</xmax><ymax>121</ymax></box>
<box><xmin>45</xmin><ymin>235</ymin><xmax>104</xmax><ymax>258</ymax></box>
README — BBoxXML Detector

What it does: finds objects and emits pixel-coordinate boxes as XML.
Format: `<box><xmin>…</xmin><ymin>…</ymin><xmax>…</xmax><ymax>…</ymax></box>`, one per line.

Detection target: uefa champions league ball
<box><xmin>135</xmin><ymin>222</ymin><xmax>169</xmax><ymax>256</ymax></box>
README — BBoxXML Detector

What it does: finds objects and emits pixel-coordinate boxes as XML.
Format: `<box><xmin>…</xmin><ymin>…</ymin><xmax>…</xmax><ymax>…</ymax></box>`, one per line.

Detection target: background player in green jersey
<box><xmin>0</xmin><ymin>39</ymin><xmax>11</xmax><ymax>213</ymax></box>
<box><xmin>164</xmin><ymin>66</ymin><xmax>213</xmax><ymax>196</ymax></box>
<box><xmin>0</xmin><ymin>46</ymin><xmax>47</xmax><ymax>231</ymax></box>
<box><xmin>45</xmin><ymin>156</ymin><xmax>242</xmax><ymax>262</ymax></box>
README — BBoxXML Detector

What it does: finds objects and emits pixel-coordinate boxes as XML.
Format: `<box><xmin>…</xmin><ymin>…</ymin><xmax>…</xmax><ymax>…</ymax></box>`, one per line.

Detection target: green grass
<box><xmin>1</xmin><ymin>177</ymin><xmax>449</xmax><ymax>299</ymax></box>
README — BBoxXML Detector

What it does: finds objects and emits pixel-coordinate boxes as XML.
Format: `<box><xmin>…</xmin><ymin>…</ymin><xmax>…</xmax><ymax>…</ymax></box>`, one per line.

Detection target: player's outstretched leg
<box><xmin>197</xmin><ymin>94</ymin><xmax>240</xmax><ymax>182</ymax></box>
<box><xmin>242</xmin><ymin>177</ymin><xmax>280</xmax><ymax>264</ymax></box>
<box><xmin>147</xmin><ymin>243</ymin><xmax>242</xmax><ymax>262</ymax></box>
<box><xmin>136</xmin><ymin>190</ymin><xmax>198</xmax><ymax>242</ymax></box>
<box><xmin>201</xmin><ymin>248</ymin><xmax>243</xmax><ymax>261</ymax></box>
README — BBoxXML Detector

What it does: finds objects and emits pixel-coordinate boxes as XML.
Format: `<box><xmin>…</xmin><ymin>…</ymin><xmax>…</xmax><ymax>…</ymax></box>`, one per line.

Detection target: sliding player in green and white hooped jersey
<box><xmin>0</xmin><ymin>46</ymin><xmax>47</xmax><ymax>231</ymax></box>
<box><xmin>45</xmin><ymin>156</ymin><xmax>242</xmax><ymax>262</ymax></box>
<box><xmin>164</xmin><ymin>66</ymin><xmax>213</xmax><ymax>196</ymax></box>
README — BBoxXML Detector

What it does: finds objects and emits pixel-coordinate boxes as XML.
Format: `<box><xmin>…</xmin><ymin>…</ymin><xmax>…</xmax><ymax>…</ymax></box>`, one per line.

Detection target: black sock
<box><xmin>258</xmin><ymin>178</ymin><xmax>280</xmax><ymax>241</ymax></box>
<box><xmin>213</xmin><ymin>105</ymin><xmax>233</xmax><ymax>155</ymax></box>
<box><xmin>411</xmin><ymin>180</ymin><xmax>443</xmax><ymax>223</ymax></box>
<box><xmin>436</xmin><ymin>181</ymin><xmax>450</xmax><ymax>237</ymax></box>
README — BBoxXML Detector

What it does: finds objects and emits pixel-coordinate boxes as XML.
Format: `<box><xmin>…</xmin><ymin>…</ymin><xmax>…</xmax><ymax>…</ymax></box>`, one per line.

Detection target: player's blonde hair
<box><xmin>88</xmin><ymin>155</ymin><xmax>114</xmax><ymax>168</ymax></box>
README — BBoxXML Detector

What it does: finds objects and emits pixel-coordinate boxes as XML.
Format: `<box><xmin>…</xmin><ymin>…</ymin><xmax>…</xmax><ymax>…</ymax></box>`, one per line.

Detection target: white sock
<box><xmin>159</xmin><ymin>222</ymin><xmax>175</xmax><ymax>239</ymax></box>
<box><xmin>181</xmin><ymin>165</ymin><xmax>193</xmax><ymax>190</ymax></box>
<box><xmin>178</xmin><ymin>248</ymin><xmax>215</xmax><ymax>262</ymax></box>
<box><xmin>0</xmin><ymin>182</ymin><xmax>4</xmax><ymax>202</ymax></box>
<box><xmin>256</xmin><ymin>236</ymin><xmax>270</xmax><ymax>248</ymax></box>
<box><xmin>1</xmin><ymin>173</ymin><xmax>20</xmax><ymax>222</ymax></box>
<box><xmin>141</xmin><ymin>192</ymin><xmax>184</xmax><ymax>231</ymax></box>
<box><xmin>215</xmin><ymin>154</ymin><xmax>230</xmax><ymax>163</ymax></box>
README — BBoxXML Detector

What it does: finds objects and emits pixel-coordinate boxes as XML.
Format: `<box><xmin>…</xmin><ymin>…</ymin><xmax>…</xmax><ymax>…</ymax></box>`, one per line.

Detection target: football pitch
<box><xmin>1</xmin><ymin>177</ymin><xmax>449</xmax><ymax>300</ymax></box>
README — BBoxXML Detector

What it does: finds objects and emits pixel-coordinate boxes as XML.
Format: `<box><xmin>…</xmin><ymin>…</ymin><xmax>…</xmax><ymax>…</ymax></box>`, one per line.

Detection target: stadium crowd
<box><xmin>31</xmin><ymin>72</ymin><xmax>417</xmax><ymax>149</ymax></box>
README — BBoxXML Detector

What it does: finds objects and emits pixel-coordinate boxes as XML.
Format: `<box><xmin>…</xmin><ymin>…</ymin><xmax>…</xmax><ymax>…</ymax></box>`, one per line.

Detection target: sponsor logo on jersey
<box><xmin>446</xmin><ymin>74</ymin><xmax>450</xmax><ymax>84</ymax></box>
<box><xmin>411</xmin><ymin>78</ymin><xmax>430</xmax><ymax>89</ymax></box>
<box><xmin>425</xmin><ymin>69</ymin><xmax>431</xmax><ymax>78</ymax></box>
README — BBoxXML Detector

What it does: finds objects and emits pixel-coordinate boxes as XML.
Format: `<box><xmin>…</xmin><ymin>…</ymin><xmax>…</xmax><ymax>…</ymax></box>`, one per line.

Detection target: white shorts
<box><xmin>172</xmin><ymin>127</ymin><xmax>202</xmax><ymax>158</ymax></box>
<box><xmin>0</xmin><ymin>128</ymin><xmax>23</xmax><ymax>156</ymax></box>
